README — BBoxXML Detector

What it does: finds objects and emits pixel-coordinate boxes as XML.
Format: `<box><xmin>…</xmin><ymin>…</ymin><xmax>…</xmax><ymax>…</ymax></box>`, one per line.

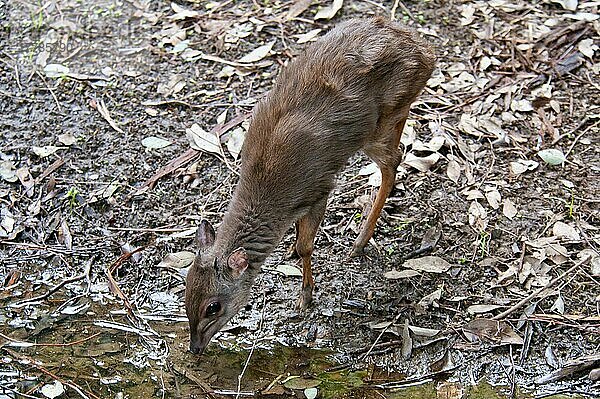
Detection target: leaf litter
<box><xmin>1</xmin><ymin>0</ymin><xmax>599</xmax><ymax>397</ymax></box>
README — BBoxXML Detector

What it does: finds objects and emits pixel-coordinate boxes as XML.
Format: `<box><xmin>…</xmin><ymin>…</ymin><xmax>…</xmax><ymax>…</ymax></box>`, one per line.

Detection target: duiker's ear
<box><xmin>195</xmin><ymin>220</ymin><xmax>216</xmax><ymax>249</ymax></box>
<box><xmin>227</xmin><ymin>247</ymin><xmax>249</xmax><ymax>278</ymax></box>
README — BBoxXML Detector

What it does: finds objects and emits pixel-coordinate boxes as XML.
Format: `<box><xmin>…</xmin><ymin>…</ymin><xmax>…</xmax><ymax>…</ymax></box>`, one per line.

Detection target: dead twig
<box><xmin>565</xmin><ymin>119</ymin><xmax>600</xmax><ymax>159</ymax></box>
<box><xmin>11</xmin><ymin>258</ymin><xmax>93</xmax><ymax>307</ymax></box>
<box><xmin>492</xmin><ymin>255</ymin><xmax>591</xmax><ymax>321</ymax></box>
<box><xmin>3</xmin><ymin>348</ymin><xmax>100</xmax><ymax>399</ymax></box>
<box><xmin>0</xmin><ymin>331</ymin><xmax>102</xmax><ymax>348</ymax></box>
<box><xmin>235</xmin><ymin>283</ymin><xmax>267</xmax><ymax>399</ymax></box>
<box><xmin>91</xmin><ymin>98</ymin><xmax>124</xmax><ymax>134</ymax></box>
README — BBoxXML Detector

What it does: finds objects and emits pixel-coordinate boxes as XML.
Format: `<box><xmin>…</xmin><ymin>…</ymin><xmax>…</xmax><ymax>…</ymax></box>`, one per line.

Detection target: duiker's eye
<box><xmin>206</xmin><ymin>301</ymin><xmax>221</xmax><ymax>317</ymax></box>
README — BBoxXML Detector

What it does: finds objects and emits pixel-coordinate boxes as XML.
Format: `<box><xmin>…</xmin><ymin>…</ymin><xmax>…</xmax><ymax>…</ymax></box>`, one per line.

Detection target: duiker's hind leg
<box><xmin>351</xmin><ymin>109</ymin><xmax>409</xmax><ymax>257</ymax></box>
<box><xmin>294</xmin><ymin>195</ymin><xmax>328</xmax><ymax>309</ymax></box>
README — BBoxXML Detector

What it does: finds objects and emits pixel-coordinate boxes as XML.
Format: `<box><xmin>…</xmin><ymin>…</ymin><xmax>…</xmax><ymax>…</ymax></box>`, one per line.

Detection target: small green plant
<box><xmin>31</xmin><ymin>10</ymin><xmax>44</xmax><ymax>30</ymax></box>
<box><xmin>458</xmin><ymin>257</ymin><xmax>468</xmax><ymax>265</ymax></box>
<box><xmin>395</xmin><ymin>220</ymin><xmax>412</xmax><ymax>231</ymax></box>
<box><xmin>567</xmin><ymin>190</ymin><xmax>575</xmax><ymax>219</ymax></box>
<box><xmin>354</xmin><ymin>212</ymin><xmax>362</xmax><ymax>221</ymax></box>
<box><xmin>479</xmin><ymin>231</ymin><xmax>489</xmax><ymax>258</ymax></box>
<box><xmin>66</xmin><ymin>187</ymin><xmax>79</xmax><ymax>209</ymax></box>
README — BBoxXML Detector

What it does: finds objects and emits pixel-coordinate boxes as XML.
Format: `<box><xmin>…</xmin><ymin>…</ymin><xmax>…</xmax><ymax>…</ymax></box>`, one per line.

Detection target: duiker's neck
<box><xmin>214</xmin><ymin>188</ymin><xmax>292</xmax><ymax>268</ymax></box>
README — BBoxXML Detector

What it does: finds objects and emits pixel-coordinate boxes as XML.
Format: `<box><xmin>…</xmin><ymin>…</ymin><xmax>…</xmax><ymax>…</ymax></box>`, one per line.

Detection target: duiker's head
<box><xmin>185</xmin><ymin>220</ymin><xmax>250</xmax><ymax>354</ymax></box>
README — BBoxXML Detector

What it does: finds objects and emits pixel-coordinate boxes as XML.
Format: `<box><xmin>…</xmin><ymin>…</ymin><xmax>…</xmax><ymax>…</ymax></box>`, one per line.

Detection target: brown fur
<box><xmin>185</xmin><ymin>17</ymin><xmax>435</xmax><ymax>354</ymax></box>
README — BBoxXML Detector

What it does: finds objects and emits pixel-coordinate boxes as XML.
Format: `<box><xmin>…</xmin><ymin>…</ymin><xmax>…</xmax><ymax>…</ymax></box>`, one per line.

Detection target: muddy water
<box><xmin>4</xmin><ymin>322</ymin><xmax>582</xmax><ymax>399</ymax></box>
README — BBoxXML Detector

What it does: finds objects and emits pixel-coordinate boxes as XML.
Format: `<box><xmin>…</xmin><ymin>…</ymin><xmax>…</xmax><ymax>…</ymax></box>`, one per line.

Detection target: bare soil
<box><xmin>1</xmin><ymin>1</ymin><xmax>599</xmax><ymax>398</ymax></box>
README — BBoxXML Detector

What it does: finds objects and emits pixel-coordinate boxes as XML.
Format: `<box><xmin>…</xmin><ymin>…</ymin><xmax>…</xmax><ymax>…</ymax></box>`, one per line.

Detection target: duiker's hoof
<box><xmin>296</xmin><ymin>287</ymin><xmax>313</xmax><ymax>310</ymax></box>
<box><xmin>349</xmin><ymin>245</ymin><xmax>365</xmax><ymax>258</ymax></box>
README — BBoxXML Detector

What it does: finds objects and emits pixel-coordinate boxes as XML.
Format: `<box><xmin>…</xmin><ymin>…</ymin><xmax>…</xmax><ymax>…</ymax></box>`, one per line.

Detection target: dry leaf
<box><xmin>578</xmin><ymin>39</ymin><xmax>598</xmax><ymax>59</ymax></box>
<box><xmin>33</xmin><ymin>146</ymin><xmax>60</xmax><ymax>158</ymax></box>
<box><xmin>509</xmin><ymin>160</ymin><xmax>539</xmax><ymax>175</ymax></box>
<box><xmin>468</xmin><ymin>201</ymin><xmax>488</xmax><ymax>231</ymax></box>
<box><xmin>226</xmin><ymin>127</ymin><xmax>245</xmax><ymax>160</ymax></box>
<box><xmin>142</xmin><ymin>136</ymin><xmax>172</xmax><ymax>149</ymax></box>
<box><xmin>462</xmin><ymin>319</ymin><xmax>524</xmax><ymax>346</ymax></box>
<box><xmin>287</xmin><ymin>0</ymin><xmax>313</xmax><ymax>19</ymax></box>
<box><xmin>446</xmin><ymin>160</ymin><xmax>461</xmax><ymax>183</ymax></box>
<box><xmin>238</xmin><ymin>41</ymin><xmax>275</xmax><ymax>63</ymax></box>
<box><xmin>511</xmin><ymin>99</ymin><xmax>534</xmax><ymax>112</ymax></box>
<box><xmin>158</xmin><ymin>251</ymin><xmax>195</xmax><ymax>269</ymax></box>
<box><xmin>458</xmin><ymin>114</ymin><xmax>482</xmax><ymax>137</ymax></box>
<box><xmin>44</xmin><ymin>64</ymin><xmax>69</xmax><ymax>78</ymax></box>
<box><xmin>275</xmin><ymin>264</ymin><xmax>302</xmax><ymax>277</ymax></box>
<box><xmin>552</xmin><ymin>221</ymin><xmax>581</xmax><ymax>240</ymax></box>
<box><xmin>169</xmin><ymin>2</ymin><xmax>200</xmax><ymax>20</ymax></box>
<box><xmin>58</xmin><ymin>133</ymin><xmax>76</xmax><ymax>146</ymax></box>
<box><xmin>502</xmin><ymin>198</ymin><xmax>518</xmax><ymax>219</ymax></box>
<box><xmin>403</xmin><ymin>152</ymin><xmax>440</xmax><ymax>172</ymax></box>
<box><xmin>417</xmin><ymin>288</ymin><xmax>442</xmax><ymax>311</ymax></box>
<box><xmin>295</xmin><ymin>29</ymin><xmax>322</xmax><ymax>44</ymax></box>
<box><xmin>467</xmin><ymin>304</ymin><xmax>503</xmax><ymax>314</ymax></box>
<box><xmin>538</xmin><ymin>149</ymin><xmax>566</xmax><ymax>165</ymax></box>
<box><xmin>485</xmin><ymin>188</ymin><xmax>502</xmax><ymax>210</ymax></box>
<box><xmin>402</xmin><ymin>256</ymin><xmax>451</xmax><ymax>273</ymax></box>
<box><xmin>0</xmin><ymin>160</ymin><xmax>18</xmax><ymax>183</ymax></box>
<box><xmin>186</xmin><ymin>124</ymin><xmax>221</xmax><ymax>155</ymax></box>
<box><xmin>41</xmin><ymin>381</ymin><xmax>65</xmax><ymax>399</ymax></box>
<box><xmin>314</xmin><ymin>0</ymin><xmax>343</xmax><ymax>20</ymax></box>
<box><xmin>383</xmin><ymin>269</ymin><xmax>421</xmax><ymax>279</ymax></box>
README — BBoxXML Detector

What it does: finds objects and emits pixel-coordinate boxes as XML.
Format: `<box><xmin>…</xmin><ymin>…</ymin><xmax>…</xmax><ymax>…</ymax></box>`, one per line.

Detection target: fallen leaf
<box><xmin>169</xmin><ymin>2</ymin><xmax>200</xmax><ymax>20</ymax></box>
<box><xmin>578</xmin><ymin>38</ymin><xmax>598</xmax><ymax>59</ymax></box>
<box><xmin>40</xmin><ymin>381</ymin><xmax>65</xmax><ymax>399</ymax></box>
<box><xmin>551</xmin><ymin>0</ymin><xmax>577</xmax><ymax>11</ymax></box>
<box><xmin>226</xmin><ymin>127</ymin><xmax>245</xmax><ymax>159</ymax></box>
<box><xmin>552</xmin><ymin>221</ymin><xmax>580</xmax><ymax>240</ymax></box>
<box><xmin>403</xmin><ymin>152</ymin><xmax>440</xmax><ymax>172</ymax></box>
<box><xmin>283</xmin><ymin>377</ymin><xmax>321</xmax><ymax>390</ymax></box>
<box><xmin>358</xmin><ymin>162</ymin><xmax>378</xmax><ymax>176</ymax></box>
<box><xmin>485</xmin><ymin>188</ymin><xmax>502</xmax><ymax>210</ymax></box>
<box><xmin>142</xmin><ymin>136</ymin><xmax>172</xmax><ymax>149</ymax></box>
<box><xmin>402</xmin><ymin>256</ymin><xmax>451</xmax><ymax>273</ymax></box>
<box><xmin>467</xmin><ymin>304</ymin><xmax>503</xmax><ymax>314</ymax></box>
<box><xmin>446</xmin><ymin>160</ymin><xmax>461</xmax><ymax>183</ymax></box>
<box><xmin>417</xmin><ymin>288</ymin><xmax>442</xmax><ymax>311</ymax></box>
<box><xmin>287</xmin><ymin>0</ymin><xmax>313</xmax><ymax>19</ymax></box>
<box><xmin>158</xmin><ymin>251</ymin><xmax>195</xmax><ymax>269</ymax></box>
<box><xmin>509</xmin><ymin>159</ymin><xmax>539</xmax><ymax>175</ymax></box>
<box><xmin>314</xmin><ymin>0</ymin><xmax>343</xmax><ymax>20</ymax></box>
<box><xmin>0</xmin><ymin>160</ymin><xmax>18</xmax><ymax>182</ymax></box>
<box><xmin>545</xmin><ymin>345</ymin><xmax>560</xmax><ymax>369</ymax></box>
<box><xmin>304</xmin><ymin>388</ymin><xmax>318</xmax><ymax>399</ymax></box>
<box><xmin>458</xmin><ymin>114</ymin><xmax>482</xmax><ymax>137</ymax></box>
<box><xmin>363</xmin><ymin>172</ymin><xmax>381</xmax><ymax>189</ymax></box>
<box><xmin>409</xmin><ymin>325</ymin><xmax>441</xmax><ymax>337</ymax></box>
<box><xmin>538</xmin><ymin>149</ymin><xmax>566</xmax><ymax>165</ymax></box>
<box><xmin>401</xmin><ymin>319</ymin><xmax>412</xmax><ymax>359</ymax></box>
<box><xmin>510</xmin><ymin>99</ymin><xmax>534</xmax><ymax>112</ymax></box>
<box><xmin>383</xmin><ymin>269</ymin><xmax>420</xmax><ymax>279</ymax></box>
<box><xmin>502</xmin><ymin>198</ymin><xmax>518</xmax><ymax>219</ymax></box>
<box><xmin>186</xmin><ymin>124</ymin><xmax>221</xmax><ymax>155</ymax></box>
<box><xmin>33</xmin><ymin>146</ymin><xmax>60</xmax><ymax>158</ymax></box>
<box><xmin>58</xmin><ymin>133</ymin><xmax>76</xmax><ymax>146</ymax></box>
<box><xmin>468</xmin><ymin>201</ymin><xmax>488</xmax><ymax>231</ymax></box>
<box><xmin>412</xmin><ymin>136</ymin><xmax>445</xmax><ymax>152</ymax></box>
<box><xmin>462</xmin><ymin>319</ymin><xmax>524</xmax><ymax>346</ymax></box>
<box><xmin>275</xmin><ymin>264</ymin><xmax>302</xmax><ymax>277</ymax></box>
<box><xmin>550</xmin><ymin>294</ymin><xmax>565</xmax><ymax>314</ymax></box>
<box><xmin>44</xmin><ymin>63</ymin><xmax>69</xmax><ymax>78</ymax></box>
<box><xmin>295</xmin><ymin>29</ymin><xmax>321</xmax><ymax>44</ymax></box>
<box><xmin>238</xmin><ymin>41</ymin><xmax>275</xmax><ymax>63</ymax></box>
